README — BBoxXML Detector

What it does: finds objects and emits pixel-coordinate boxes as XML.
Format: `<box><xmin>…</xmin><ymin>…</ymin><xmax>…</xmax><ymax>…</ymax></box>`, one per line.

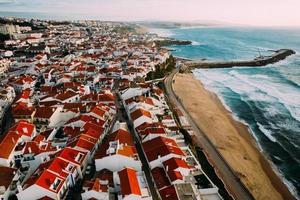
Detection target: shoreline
<box><xmin>173</xmin><ymin>73</ymin><xmax>295</xmax><ymax>200</ymax></box>
<box><xmin>213</xmin><ymin>87</ymin><xmax>297</xmax><ymax>200</ymax></box>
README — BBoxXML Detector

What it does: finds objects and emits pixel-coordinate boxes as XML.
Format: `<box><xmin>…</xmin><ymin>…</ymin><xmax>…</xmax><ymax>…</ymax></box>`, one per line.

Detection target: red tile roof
<box><xmin>23</xmin><ymin>161</ymin><xmax>51</xmax><ymax>190</ymax></box>
<box><xmin>55</xmin><ymin>90</ymin><xmax>78</xmax><ymax>101</ymax></box>
<box><xmin>63</xmin><ymin>103</ymin><xmax>88</xmax><ymax>112</ymax></box>
<box><xmin>0</xmin><ymin>166</ymin><xmax>17</xmax><ymax>189</ymax></box>
<box><xmin>142</xmin><ymin>137</ymin><xmax>185</xmax><ymax>162</ymax></box>
<box><xmin>159</xmin><ymin>185</ymin><xmax>178</xmax><ymax>200</ymax></box>
<box><xmin>80</xmin><ymin>92</ymin><xmax>115</xmax><ymax>103</ymax></box>
<box><xmin>67</xmin><ymin>115</ymin><xmax>92</xmax><ymax>124</ymax></box>
<box><xmin>11</xmin><ymin>120</ymin><xmax>35</xmax><ymax>137</ymax></box>
<box><xmin>163</xmin><ymin>157</ymin><xmax>190</xmax><ymax>171</ymax></box>
<box><xmin>139</xmin><ymin>127</ymin><xmax>166</xmax><ymax>137</ymax></box>
<box><xmin>74</xmin><ymin>136</ymin><xmax>96</xmax><ymax>152</ymax></box>
<box><xmin>94</xmin><ymin>128</ymin><xmax>137</xmax><ymax>159</ymax></box>
<box><xmin>63</xmin><ymin>82</ymin><xmax>81</xmax><ymax>89</ymax></box>
<box><xmin>167</xmin><ymin>170</ymin><xmax>183</xmax><ymax>182</ymax></box>
<box><xmin>91</xmin><ymin>106</ymin><xmax>106</xmax><ymax>118</ymax></box>
<box><xmin>58</xmin><ymin>147</ymin><xmax>87</xmax><ymax>166</ymax></box>
<box><xmin>151</xmin><ymin>167</ymin><xmax>170</xmax><ymax>190</ymax></box>
<box><xmin>35</xmin><ymin>170</ymin><xmax>65</xmax><ymax>193</ymax></box>
<box><xmin>12</xmin><ymin>102</ymin><xmax>35</xmax><ymax>117</ymax></box>
<box><xmin>130</xmin><ymin>108</ymin><xmax>151</xmax><ymax>121</ymax></box>
<box><xmin>67</xmin><ymin>115</ymin><xmax>105</xmax><ymax>128</ymax></box>
<box><xmin>0</xmin><ymin>121</ymin><xmax>35</xmax><ymax>159</ymax></box>
<box><xmin>83</xmin><ymin>128</ymin><xmax>103</xmax><ymax>140</ymax></box>
<box><xmin>40</xmin><ymin>86</ymin><xmax>58</xmax><ymax>94</ymax></box>
<box><xmin>96</xmin><ymin>169</ymin><xmax>114</xmax><ymax>187</ymax></box>
<box><xmin>34</xmin><ymin>106</ymin><xmax>56</xmax><ymax>119</ymax></box>
<box><xmin>112</xmin><ymin>129</ymin><xmax>135</xmax><ymax>146</ymax></box>
<box><xmin>118</xmin><ymin>168</ymin><xmax>141</xmax><ymax>197</ymax></box>
<box><xmin>13</xmin><ymin>75</ymin><xmax>36</xmax><ymax>85</ymax></box>
<box><xmin>83</xmin><ymin>178</ymin><xmax>109</xmax><ymax>193</ymax></box>
<box><xmin>23</xmin><ymin>141</ymin><xmax>54</xmax><ymax>155</ymax></box>
<box><xmin>144</xmin><ymin>97</ymin><xmax>155</xmax><ymax>106</ymax></box>
<box><xmin>47</xmin><ymin>157</ymin><xmax>75</xmax><ymax>179</ymax></box>
<box><xmin>19</xmin><ymin>88</ymin><xmax>31</xmax><ymax>99</ymax></box>
<box><xmin>24</xmin><ymin>146</ymin><xmax>88</xmax><ymax>193</ymax></box>
<box><xmin>83</xmin><ymin>121</ymin><xmax>105</xmax><ymax>133</ymax></box>
<box><xmin>136</xmin><ymin>122</ymin><xmax>166</xmax><ymax>132</ymax></box>
<box><xmin>63</xmin><ymin>126</ymin><xmax>81</xmax><ymax>138</ymax></box>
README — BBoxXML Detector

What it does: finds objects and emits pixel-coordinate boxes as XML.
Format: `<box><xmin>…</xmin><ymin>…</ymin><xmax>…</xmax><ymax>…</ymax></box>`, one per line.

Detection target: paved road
<box><xmin>164</xmin><ymin>69</ymin><xmax>254</xmax><ymax>200</ymax></box>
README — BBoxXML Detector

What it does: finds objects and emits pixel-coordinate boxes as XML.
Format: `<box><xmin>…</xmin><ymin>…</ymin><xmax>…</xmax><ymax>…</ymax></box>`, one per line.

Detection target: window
<box><xmin>51</xmin><ymin>178</ymin><xmax>62</xmax><ymax>190</ymax></box>
<box><xmin>75</xmin><ymin>152</ymin><xmax>84</xmax><ymax>162</ymax></box>
<box><xmin>66</xmin><ymin>164</ymin><xmax>74</xmax><ymax>172</ymax></box>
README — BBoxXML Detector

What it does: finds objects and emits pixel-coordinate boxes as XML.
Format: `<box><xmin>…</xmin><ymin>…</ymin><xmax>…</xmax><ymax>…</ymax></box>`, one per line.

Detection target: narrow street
<box><xmin>0</xmin><ymin>106</ymin><xmax>14</xmax><ymax>135</ymax></box>
<box><xmin>113</xmin><ymin>81</ymin><xmax>160</xmax><ymax>200</ymax></box>
<box><xmin>164</xmin><ymin>69</ymin><xmax>254</xmax><ymax>200</ymax></box>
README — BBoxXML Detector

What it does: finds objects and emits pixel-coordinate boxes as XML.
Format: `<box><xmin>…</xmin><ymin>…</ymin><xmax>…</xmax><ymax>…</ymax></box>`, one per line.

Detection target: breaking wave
<box><xmin>175</xmin><ymin>26</ymin><xmax>300</xmax><ymax>197</ymax></box>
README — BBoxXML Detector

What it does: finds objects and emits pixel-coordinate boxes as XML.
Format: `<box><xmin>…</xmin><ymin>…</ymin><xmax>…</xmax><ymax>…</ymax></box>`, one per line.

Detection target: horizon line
<box><xmin>1</xmin><ymin>11</ymin><xmax>300</xmax><ymax>28</ymax></box>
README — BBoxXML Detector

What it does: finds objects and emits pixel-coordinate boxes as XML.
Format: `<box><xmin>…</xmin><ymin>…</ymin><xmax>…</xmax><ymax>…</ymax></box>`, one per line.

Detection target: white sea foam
<box><xmin>267</xmin><ymin>156</ymin><xmax>300</xmax><ymax>200</ymax></box>
<box><xmin>147</xmin><ymin>28</ymin><xmax>174</xmax><ymax>37</ymax></box>
<box><xmin>264</xmin><ymin>106</ymin><xmax>281</xmax><ymax>118</ymax></box>
<box><xmin>257</xmin><ymin>123</ymin><xmax>277</xmax><ymax>142</ymax></box>
<box><xmin>181</xmin><ymin>28</ymin><xmax>300</xmax><ymax>198</ymax></box>
<box><xmin>273</xmin><ymin>155</ymin><xmax>283</xmax><ymax>162</ymax></box>
<box><xmin>228</xmin><ymin>70</ymin><xmax>300</xmax><ymax>122</ymax></box>
<box><xmin>191</xmin><ymin>41</ymin><xmax>201</xmax><ymax>45</ymax></box>
<box><xmin>193</xmin><ymin>70</ymin><xmax>252</xmax><ymax>128</ymax></box>
<box><xmin>276</xmin><ymin>66</ymin><xmax>300</xmax><ymax>87</ymax></box>
<box><xmin>179</xmin><ymin>26</ymin><xmax>208</xmax><ymax>30</ymax></box>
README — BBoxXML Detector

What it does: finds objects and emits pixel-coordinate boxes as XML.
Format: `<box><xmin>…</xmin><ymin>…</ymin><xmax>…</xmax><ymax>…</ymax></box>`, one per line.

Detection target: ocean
<box><xmin>1</xmin><ymin>10</ymin><xmax>299</xmax><ymax>196</ymax></box>
<box><xmin>151</xmin><ymin>26</ymin><xmax>300</xmax><ymax>198</ymax></box>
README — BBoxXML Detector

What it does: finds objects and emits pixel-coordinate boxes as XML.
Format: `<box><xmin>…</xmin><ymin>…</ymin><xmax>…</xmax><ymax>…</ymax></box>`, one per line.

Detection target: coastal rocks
<box><xmin>154</xmin><ymin>39</ymin><xmax>192</xmax><ymax>47</ymax></box>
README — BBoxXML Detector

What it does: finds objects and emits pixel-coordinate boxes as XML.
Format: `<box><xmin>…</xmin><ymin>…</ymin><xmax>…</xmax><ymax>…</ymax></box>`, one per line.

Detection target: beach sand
<box><xmin>173</xmin><ymin>73</ymin><xmax>295</xmax><ymax>200</ymax></box>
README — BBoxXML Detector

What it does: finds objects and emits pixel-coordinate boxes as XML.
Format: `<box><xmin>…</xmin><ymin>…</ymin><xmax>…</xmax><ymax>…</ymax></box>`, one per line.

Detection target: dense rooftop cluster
<box><xmin>0</xmin><ymin>17</ymin><xmax>221</xmax><ymax>200</ymax></box>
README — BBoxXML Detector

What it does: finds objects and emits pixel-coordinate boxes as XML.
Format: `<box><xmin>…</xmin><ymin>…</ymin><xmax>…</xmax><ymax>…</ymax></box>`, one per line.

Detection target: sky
<box><xmin>0</xmin><ymin>0</ymin><xmax>300</xmax><ymax>26</ymax></box>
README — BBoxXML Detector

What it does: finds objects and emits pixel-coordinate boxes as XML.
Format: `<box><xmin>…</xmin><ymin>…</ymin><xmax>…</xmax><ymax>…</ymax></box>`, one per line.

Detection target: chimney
<box><xmin>166</xmin><ymin>165</ymin><xmax>169</xmax><ymax>172</ymax></box>
<box><xmin>23</xmin><ymin>127</ymin><xmax>28</xmax><ymax>134</ymax></box>
<box><xmin>28</xmin><ymin>147</ymin><xmax>32</xmax><ymax>153</ymax></box>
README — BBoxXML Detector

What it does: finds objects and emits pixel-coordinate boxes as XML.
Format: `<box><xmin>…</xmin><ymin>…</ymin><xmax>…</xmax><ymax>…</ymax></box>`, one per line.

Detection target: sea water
<box><xmin>157</xmin><ymin>27</ymin><xmax>300</xmax><ymax>198</ymax></box>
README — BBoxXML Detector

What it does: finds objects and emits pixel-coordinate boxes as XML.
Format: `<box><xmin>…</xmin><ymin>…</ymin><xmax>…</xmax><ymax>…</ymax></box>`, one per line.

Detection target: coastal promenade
<box><xmin>164</xmin><ymin>69</ymin><xmax>255</xmax><ymax>200</ymax></box>
<box><xmin>182</xmin><ymin>49</ymin><xmax>295</xmax><ymax>70</ymax></box>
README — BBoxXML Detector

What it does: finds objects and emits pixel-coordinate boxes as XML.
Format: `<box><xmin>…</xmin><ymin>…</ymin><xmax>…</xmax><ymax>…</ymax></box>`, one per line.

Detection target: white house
<box><xmin>95</xmin><ymin>125</ymin><xmax>141</xmax><ymax>172</ymax></box>
<box><xmin>0</xmin><ymin>167</ymin><xmax>19</xmax><ymax>200</ymax></box>
<box><xmin>130</xmin><ymin>108</ymin><xmax>153</xmax><ymax>129</ymax></box>
<box><xmin>0</xmin><ymin>121</ymin><xmax>36</xmax><ymax>167</ymax></box>
<box><xmin>17</xmin><ymin>147</ymin><xmax>88</xmax><ymax>200</ymax></box>
<box><xmin>81</xmin><ymin>178</ymin><xmax>109</xmax><ymax>200</ymax></box>
<box><xmin>142</xmin><ymin>136</ymin><xmax>186</xmax><ymax>169</ymax></box>
<box><xmin>121</xmin><ymin>87</ymin><xmax>150</xmax><ymax>102</ymax></box>
<box><xmin>116</xmin><ymin>168</ymin><xmax>152</xmax><ymax>200</ymax></box>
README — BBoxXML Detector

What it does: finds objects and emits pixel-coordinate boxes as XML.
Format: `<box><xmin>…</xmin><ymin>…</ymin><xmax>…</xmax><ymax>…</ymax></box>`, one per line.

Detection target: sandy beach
<box><xmin>173</xmin><ymin>73</ymin><xmax>295</xmax><ymax>200</ymax></box>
